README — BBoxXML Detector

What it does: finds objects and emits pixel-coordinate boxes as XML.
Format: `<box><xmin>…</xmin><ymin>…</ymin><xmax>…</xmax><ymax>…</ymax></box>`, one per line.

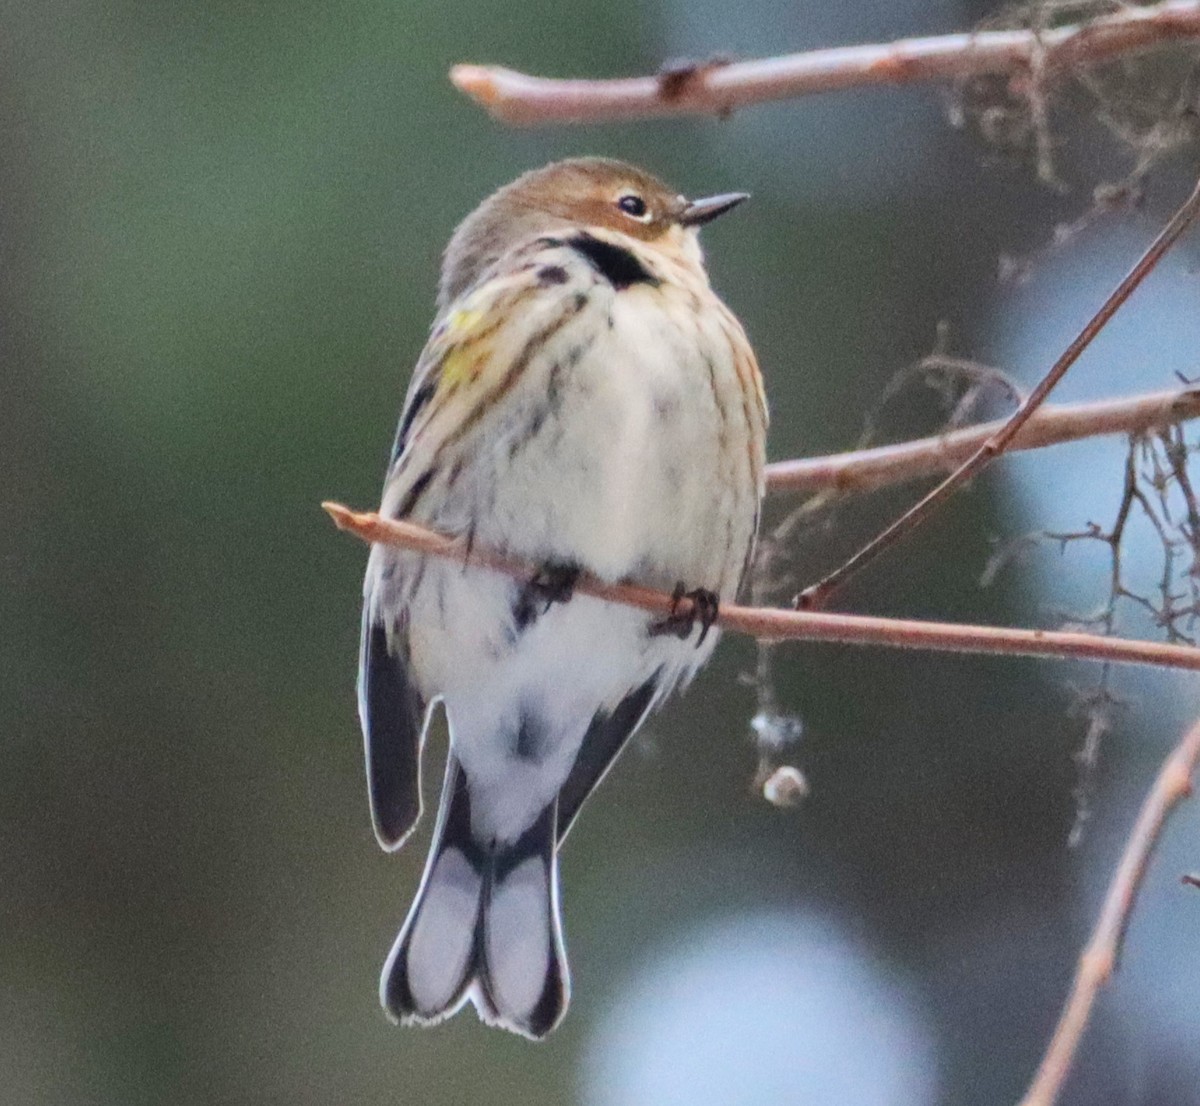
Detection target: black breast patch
<box><xmin>568</xmin><ymin>234</ymin><xmax>659</xmax><ymax>290</ymax></box>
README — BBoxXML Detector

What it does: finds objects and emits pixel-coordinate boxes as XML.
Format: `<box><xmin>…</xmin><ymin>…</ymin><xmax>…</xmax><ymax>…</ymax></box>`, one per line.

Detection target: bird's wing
<box><xmin>360</xmin><ymin>245</ymin><xmax>592</xmax><ymax>851</ymax></box>
<box><xmin>555</xmin><ymin>676</ymin><xmax>662</xmax><ymax>844</ymax></box>
<box><xmin>357</xmin><ymin>320</ymin><xmax>451</xmax><ymax>851</ymax></box>
<box><xmin>358</xmin><ymin>615</ymin><xmax>432</xmax><ymax>851</ymax></box>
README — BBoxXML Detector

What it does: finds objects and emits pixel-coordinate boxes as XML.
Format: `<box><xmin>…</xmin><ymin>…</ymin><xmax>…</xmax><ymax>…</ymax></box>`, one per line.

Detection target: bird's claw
<box><xmin>514</xmin><ymin>561</ymin><xmax>581</xmax><ymax>629</ymax></box>
<box><xmin>650</xmin><ymin>583</ymin><xmax>719</xmax><ymax>647</ymax></box>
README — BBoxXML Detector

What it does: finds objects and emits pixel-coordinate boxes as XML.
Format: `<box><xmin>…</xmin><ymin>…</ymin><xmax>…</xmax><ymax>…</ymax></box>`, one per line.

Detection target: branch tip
<box><xmin>321</xmin><ymin>500</ymin><xmax>356</xmax><ymax>530</ymax></box>
<box><xmin>450</xmin><ymin>64</ymin><xmax>499</xmax><ymax>106</ymax></box>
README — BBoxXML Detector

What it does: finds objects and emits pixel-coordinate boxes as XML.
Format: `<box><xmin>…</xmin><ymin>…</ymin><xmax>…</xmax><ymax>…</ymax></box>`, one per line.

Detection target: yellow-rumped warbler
<box><xmin>358</xmin><ymin>158</ymin><xmax>767</xmax><ymax>1038</ymax></box>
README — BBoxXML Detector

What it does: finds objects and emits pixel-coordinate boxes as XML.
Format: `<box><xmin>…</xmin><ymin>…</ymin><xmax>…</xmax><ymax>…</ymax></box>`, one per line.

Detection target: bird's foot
<box><xmin>514</xmin><ymin>561</ymin><xmax>581</xmax><ymax>629</ymax></box>
<box><xmin>650</xmin><ymin>583</ymin><xmax>719</xmax><ymax>647</ymax></box>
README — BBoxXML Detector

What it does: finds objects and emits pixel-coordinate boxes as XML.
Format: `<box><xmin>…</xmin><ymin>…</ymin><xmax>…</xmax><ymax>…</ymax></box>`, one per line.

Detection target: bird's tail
<box><xmin>380</xmin><ymin>754</ymin><xmax>569</xmax><ymax>1039</ymax></box>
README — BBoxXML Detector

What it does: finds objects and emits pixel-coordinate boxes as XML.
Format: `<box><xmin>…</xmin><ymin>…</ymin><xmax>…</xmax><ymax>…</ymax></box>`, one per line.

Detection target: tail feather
<box><xmin>380</xmin><ymin>754</ymin><xmax>480</xmax><ymax>1023</ymax></box>
<box><xmin>381</xmin><ymin>755</ymin><xmax>569</xmax><ymax>1039</ymax></box>
<box><xmin>478</xmin><ymin>802</ymin><xmax>568</xmax><ymax>1037</ymax></box>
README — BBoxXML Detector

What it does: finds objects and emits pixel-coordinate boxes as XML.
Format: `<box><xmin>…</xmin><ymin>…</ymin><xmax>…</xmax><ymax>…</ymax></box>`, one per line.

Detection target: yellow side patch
<box><xmin>439</xmin><ymin>307</ymin><xmax>489</xmax><ymax>389</ymax></box>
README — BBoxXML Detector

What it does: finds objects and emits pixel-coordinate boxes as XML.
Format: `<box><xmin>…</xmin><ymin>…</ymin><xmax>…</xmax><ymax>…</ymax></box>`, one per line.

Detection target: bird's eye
<box><xmin>617</xmin><ymin>194</ymin><xmax>650</xmax><ymax>221</ymax></box>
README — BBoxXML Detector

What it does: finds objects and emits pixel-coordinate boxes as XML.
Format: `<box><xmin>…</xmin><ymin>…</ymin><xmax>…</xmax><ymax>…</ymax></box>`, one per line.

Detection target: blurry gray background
<box><xmin>3</xmin><ymin>0</ymin><xmax>1199</xmax><ymax>1103</ymax></box>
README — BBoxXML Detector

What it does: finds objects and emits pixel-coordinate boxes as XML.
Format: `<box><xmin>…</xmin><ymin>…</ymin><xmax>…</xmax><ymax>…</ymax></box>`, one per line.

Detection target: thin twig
<box><xmin>322</xmin><ymin>503</ymin><xmax>1200</xmax><ymax>673</ymax></box>
<box><xmin>766</xmin><ymin>386</ymin><xmax>1200</xmax><ymax>495</ymax></box>
<box><xmin>797</xmin><ymin>173</ymin><xmax>1200</xmax><ymax>610</ymax></box>
<box><xmin>450</xmin><ymin>1</ymin><xmax>1200</xmax><ymax>125</ymax></box>
<box><xmin>1017</xmin><ymin>715</ymin><xmax>1200</xmax><ymax>1106</ymax></box>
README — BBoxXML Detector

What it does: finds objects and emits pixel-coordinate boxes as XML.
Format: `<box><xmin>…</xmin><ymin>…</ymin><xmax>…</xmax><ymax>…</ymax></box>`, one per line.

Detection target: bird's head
<box><xmin>439</xmin><ymin>157</ymin><xmax>748</xmax><ymax>307</ymax></box>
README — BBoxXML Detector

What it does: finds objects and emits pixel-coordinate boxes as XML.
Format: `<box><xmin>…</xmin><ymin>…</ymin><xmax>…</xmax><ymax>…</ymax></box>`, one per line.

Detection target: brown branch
<box><xmin>323</xmin><ymin>503</ymin><xmax>1200</xmax><ymax>673</ymax></box>
<box><xmin>797</xmin><ymin>172</ymin><xmax>1200</xmax><ymax>610</ymax></box>
<box><xmin>766</xmin><ymin>386</ymin><xmax>1200</xmax><ymax>496</ymax></box>
<box><xmin>1017</xmin><ymin>715</ymin><xmax>1200</xmax><ymax>1106</ymax></box>
<box><xmin>450</xmin><ymin>1</ymin><xmax>1200</xmax><ymax>125</ymax></box>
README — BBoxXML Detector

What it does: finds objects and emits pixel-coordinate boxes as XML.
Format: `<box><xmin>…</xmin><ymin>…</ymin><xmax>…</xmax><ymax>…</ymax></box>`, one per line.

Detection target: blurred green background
<box><xmin>4</xmin><ymin>0</ymin><xmax>1199</xmax><ymax>1103</ymax></box>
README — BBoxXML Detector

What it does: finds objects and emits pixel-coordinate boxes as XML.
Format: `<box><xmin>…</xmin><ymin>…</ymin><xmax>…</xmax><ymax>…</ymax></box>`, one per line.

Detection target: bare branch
<box><xmin>766</xmin><ymin>386</ymin><xmax>1200</xmax><ymax>496</ymax></box>
<box><xmin>797</xmin><ymin>172</ymin><xmax>1200</xmax><ymax>610</ymax></box>
<box><xmin>323</xmin><ymin>502</ymin><xmax>1200</xmax><ymax>673</ymax></box>
<box><xmin>1017</xmin><ymin>715</ymin><xmax>1200</xmax><ymax>1106</ymax></box>
<box><xmin>450</xmin><ymin>1</ymin><xmax>1200</xmax><ymax>125</ymax></box>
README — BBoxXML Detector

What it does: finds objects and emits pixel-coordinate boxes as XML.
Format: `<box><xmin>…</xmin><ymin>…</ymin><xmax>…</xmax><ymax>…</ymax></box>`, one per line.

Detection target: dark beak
<box><xmin>679</xmin><ymin>192</ymin><xmax>749</xmax><ymax>227</ymax></box>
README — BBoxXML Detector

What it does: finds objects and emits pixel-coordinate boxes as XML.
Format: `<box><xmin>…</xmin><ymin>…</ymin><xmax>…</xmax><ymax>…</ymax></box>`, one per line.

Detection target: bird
<box><xmin>357</xmin><ymin>157</ymin><xmax>767</xmax><ymax>1039</ymax></box>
